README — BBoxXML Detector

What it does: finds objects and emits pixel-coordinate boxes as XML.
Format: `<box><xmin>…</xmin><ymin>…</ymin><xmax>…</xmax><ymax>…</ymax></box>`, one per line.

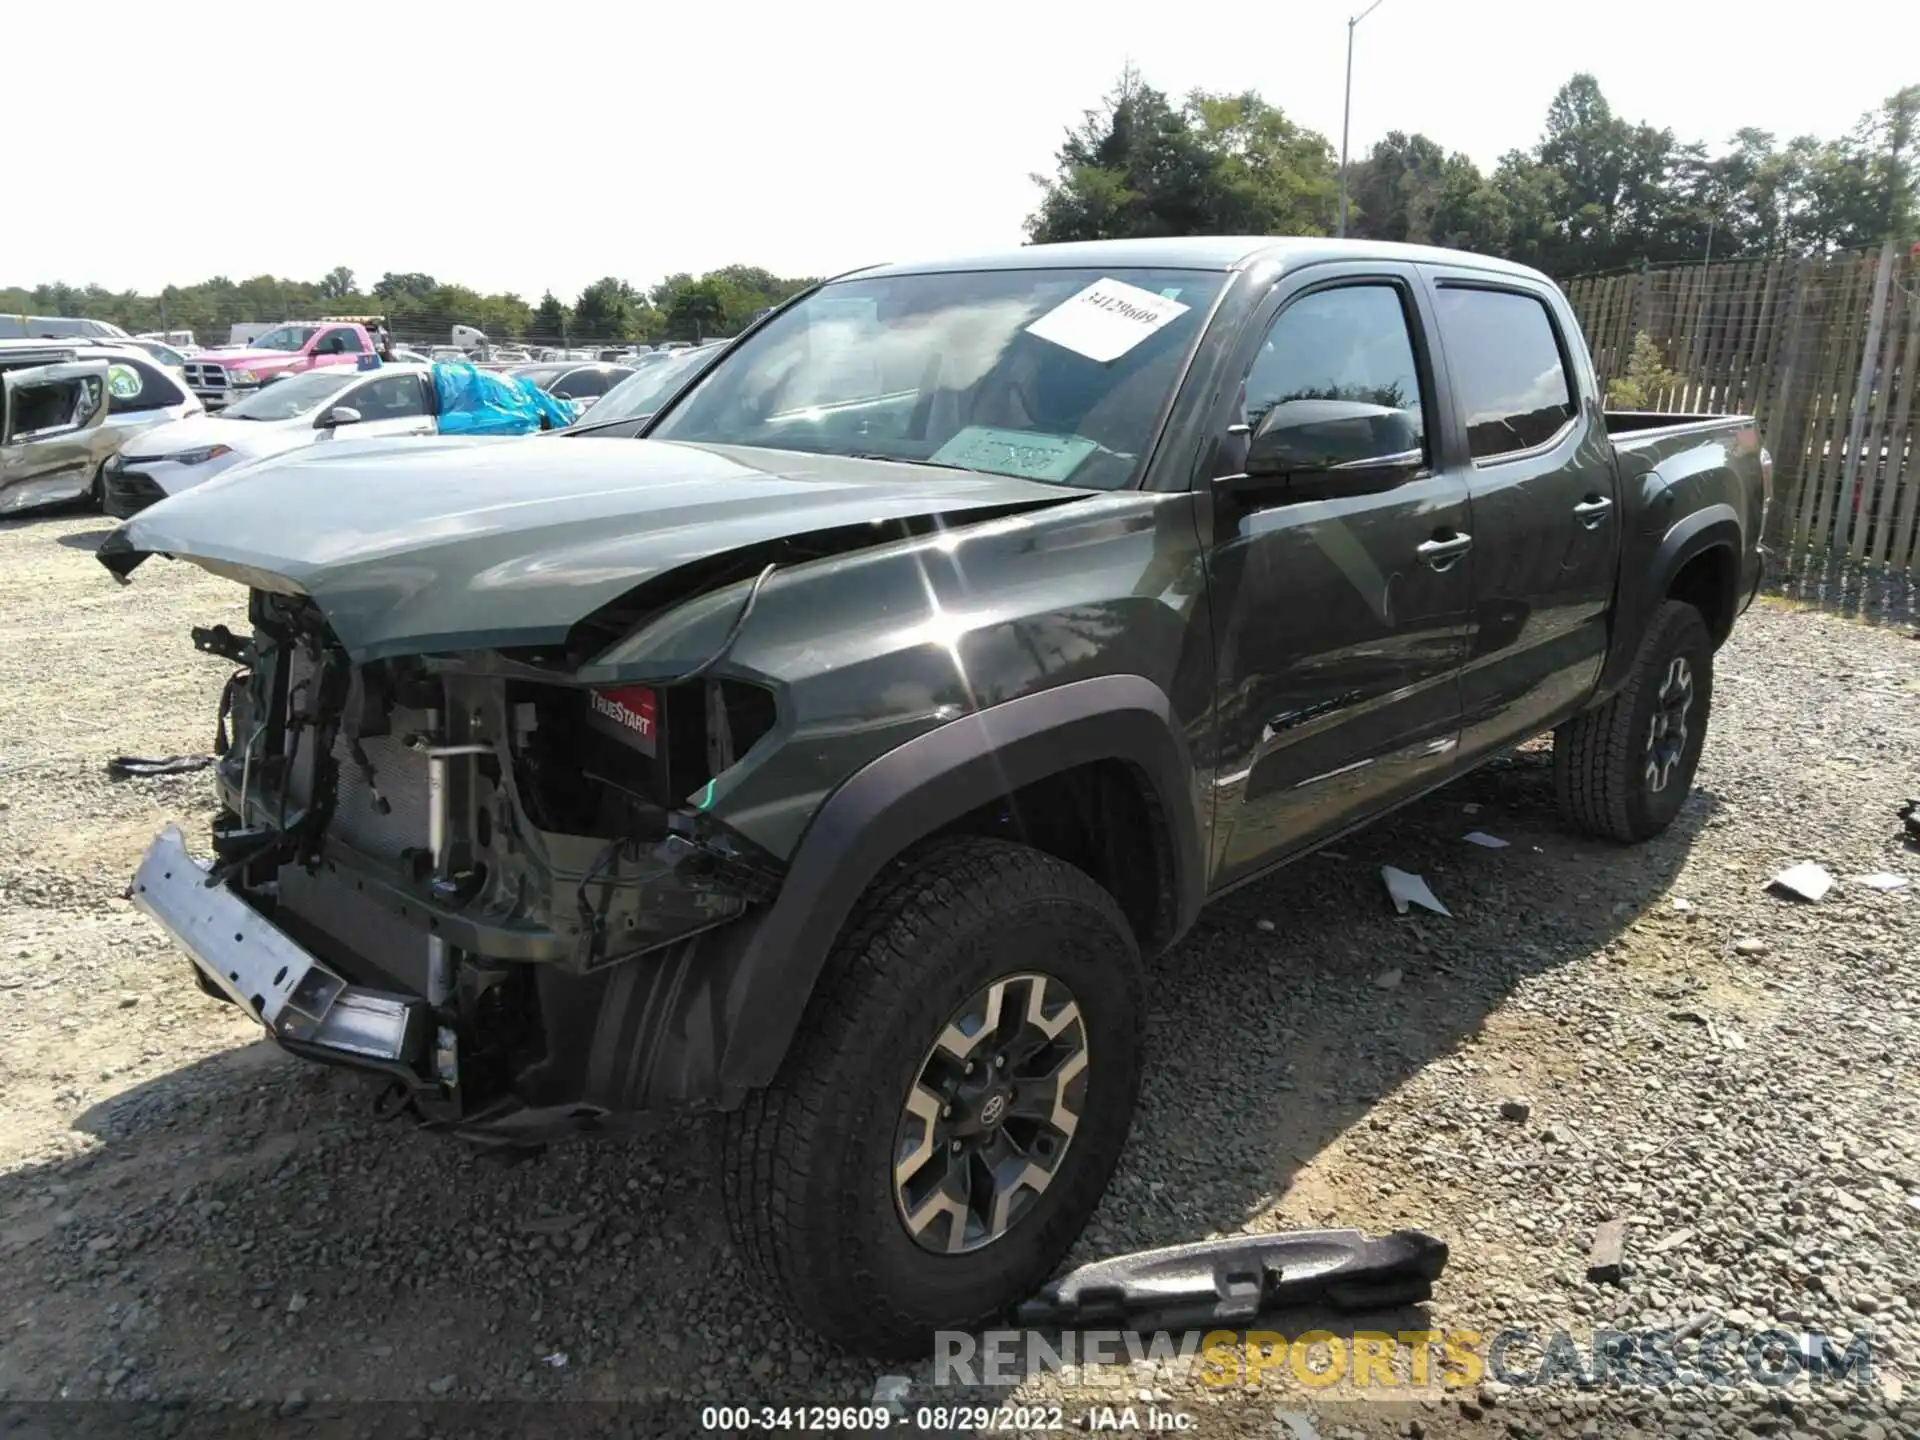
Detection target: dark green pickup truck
<box><xmin>103</xmin><ymin>236</ymin><xmax>1768</xmax><ymax>1357</ymax></box>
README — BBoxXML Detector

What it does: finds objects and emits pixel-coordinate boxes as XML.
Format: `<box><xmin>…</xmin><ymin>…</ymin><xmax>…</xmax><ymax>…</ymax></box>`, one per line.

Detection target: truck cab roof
<box><xmin>861</xmin><ymin>235</ymin><xmax>1551</xmax><ymax>283</ymax></box>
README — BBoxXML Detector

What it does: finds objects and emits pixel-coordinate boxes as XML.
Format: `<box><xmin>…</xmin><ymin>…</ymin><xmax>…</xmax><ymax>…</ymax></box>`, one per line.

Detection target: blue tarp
<box><xmin>430</xmin><ymin>361</ymin><xmax>577</xmax><ymax>436</ymax></box>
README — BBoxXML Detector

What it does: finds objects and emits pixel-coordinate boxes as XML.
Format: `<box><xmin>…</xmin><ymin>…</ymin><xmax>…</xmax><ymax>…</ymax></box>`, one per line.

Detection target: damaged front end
<box><xmin>132</xmin><ymin>591</ymin><xmax>787</xmax><ymax>1139</ymax></box>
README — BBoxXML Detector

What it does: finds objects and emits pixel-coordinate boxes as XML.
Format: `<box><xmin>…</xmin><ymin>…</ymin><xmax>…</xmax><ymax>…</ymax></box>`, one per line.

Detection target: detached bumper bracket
<box><xmin>130</xmin><ymin>825</ymin><xmax>427</xmax><ymax>1069</ymax></box>
<box><xmin>1012</xmin><ymin>1227</ymin><xmax>1449</xmax><ymax>1330</ymax></box>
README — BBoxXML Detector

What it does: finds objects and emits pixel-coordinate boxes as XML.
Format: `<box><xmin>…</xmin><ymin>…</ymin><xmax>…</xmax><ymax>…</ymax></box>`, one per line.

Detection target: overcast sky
<box><xmin>12</xmin><ymin>0</ymin><xmax>1916</xmax><ymax>299</ymax></box>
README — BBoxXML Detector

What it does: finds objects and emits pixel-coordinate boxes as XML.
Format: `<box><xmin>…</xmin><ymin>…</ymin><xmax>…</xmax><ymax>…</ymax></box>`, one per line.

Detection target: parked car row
<box><xmin>2</xmin><ymin>331</ymin><xmax>731</xmax><ymax>521</ymax></box>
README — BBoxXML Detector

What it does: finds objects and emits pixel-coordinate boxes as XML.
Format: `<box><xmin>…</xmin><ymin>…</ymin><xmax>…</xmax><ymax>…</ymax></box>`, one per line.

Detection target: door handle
<box><xmin>1573</xmin><ymin>495</ymin><xmax>1614</xmax><ymax>528</ymax></box>
<box><xmin>1416</xmin><ymin>532</ymin><xmax>1473</xmax><ymax>571</ymax></box>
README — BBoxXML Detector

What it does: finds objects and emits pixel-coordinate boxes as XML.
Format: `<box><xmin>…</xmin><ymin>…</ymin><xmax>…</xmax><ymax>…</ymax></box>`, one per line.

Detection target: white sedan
<box><xmin>102</xmin><ymin>365</ymin><xmax>440</xmax><ymax>517</ymax></box>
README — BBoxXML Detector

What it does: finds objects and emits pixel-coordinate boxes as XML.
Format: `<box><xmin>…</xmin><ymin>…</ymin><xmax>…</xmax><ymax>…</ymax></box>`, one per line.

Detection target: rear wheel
<box><xmin>1554</xmin><ymin>599</ymin><xmax>1714</xmax><ymax>842</ymax></box>
<box><xmin>721</xmin><ymin>837</ymin><xmax>1144</xmax><ymax>1357</ymax></box>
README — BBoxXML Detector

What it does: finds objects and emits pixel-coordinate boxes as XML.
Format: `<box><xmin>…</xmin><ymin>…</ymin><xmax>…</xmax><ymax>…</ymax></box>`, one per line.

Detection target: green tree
<box><xmin>318</xmin><ymin>266</ymin><xmax>356</xmax><ymax>301</ymax></box>
<box><xmin>666</xmin><ymin>278</ymin><xmax>729</xmax><ymax>341</ymax></box>
<box><xmin>1186</xmin><ymin>90</ymin><xmax>1339</xmax><ymax>233</ymax></box>
<box><xmin>1490</xmin><ymin>151</ymin><xmax>1566</xmax><ymax>269</ymax></box>
<box><xmin>529</xmin><ymin>291</ymin><xmax>570</xmax><ymax>344</ymax></box>
<box><xmin>1799</xmin><ymin>86</ymin><xmax>1920</xmax><ymax>250</ymax></box>
<box><xmin>573</xmin><ymin>276</ymin><xmax>644</xmax><ymax>341</ymax></box>
<box><xmin>1348</xmin><ymin>131</ymin><xmax>1450</xmax><ymax>243</ymax></box>
<box><xmin>372</xmin><ymin>272</ymin><xmax>438</xmax><ymax>302</ymax></box>
<box><xmin>1025</xmin><ymin>68</ymin><xmax>1225</xmax><ymax>241</ymax></box>
<box><xmin>1606</xmin><ymin>331</ymin><xmax>1685</xmax><ymax>408</ymax></box>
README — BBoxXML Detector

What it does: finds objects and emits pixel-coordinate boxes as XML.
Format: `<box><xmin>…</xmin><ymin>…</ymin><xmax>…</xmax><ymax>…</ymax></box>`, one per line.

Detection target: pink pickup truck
<box><xmin>183</xmin><ymin>322</ymin><xmax>376</xmax><ymax>410</ymax></box>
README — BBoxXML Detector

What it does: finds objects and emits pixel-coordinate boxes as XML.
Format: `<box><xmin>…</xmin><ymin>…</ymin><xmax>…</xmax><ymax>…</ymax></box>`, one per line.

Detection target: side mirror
<box><xmin>1240</xmin><ymin>397</ymin><xmax>1423</xmax><ymax>484</ymax></box>
<box><xmin>320</xmin><ymin>406</ymin><xmax>362</xmax><ymax>429</ymax></box>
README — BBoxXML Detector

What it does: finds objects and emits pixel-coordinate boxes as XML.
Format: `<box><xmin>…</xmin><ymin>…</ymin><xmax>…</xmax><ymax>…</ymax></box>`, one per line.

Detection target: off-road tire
<box><xmin>720</xmin><ymin>836</ymin><xmax>1145</xmax><ymax>1358</ymax></box>
<box><xmin>1554</xmin><ymin>599</ymin><xmax>1714</xmax><ymax>842</ymax></box>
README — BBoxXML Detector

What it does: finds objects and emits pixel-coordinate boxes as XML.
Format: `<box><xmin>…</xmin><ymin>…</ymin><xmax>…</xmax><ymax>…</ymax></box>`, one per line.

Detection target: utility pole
<box><xmin>1338</xmin><ymin>0</ymin><xmax>1386</xmax><ymax>240</ymax></box>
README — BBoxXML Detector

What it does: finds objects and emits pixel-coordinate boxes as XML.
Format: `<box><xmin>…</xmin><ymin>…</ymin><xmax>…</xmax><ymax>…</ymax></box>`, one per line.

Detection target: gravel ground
<box><xmin>2</xmin><ymin>506</ymin><xmax>1918</xmax><ymax>1440</ymax></box>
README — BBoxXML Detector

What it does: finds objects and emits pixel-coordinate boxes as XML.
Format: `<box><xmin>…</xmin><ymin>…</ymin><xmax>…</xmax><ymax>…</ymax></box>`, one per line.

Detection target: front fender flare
<box><xmin>712</xmin><ymin>674</ymin><xmax>1205</xmax><ymax>1093</ymax></box>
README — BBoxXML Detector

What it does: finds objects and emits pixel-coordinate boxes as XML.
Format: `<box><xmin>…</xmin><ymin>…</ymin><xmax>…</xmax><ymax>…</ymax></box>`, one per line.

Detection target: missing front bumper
<box><xmin>130</xmin><ymin>825</ymin><xmax>428</xmax><ymax>1071</ymax></box>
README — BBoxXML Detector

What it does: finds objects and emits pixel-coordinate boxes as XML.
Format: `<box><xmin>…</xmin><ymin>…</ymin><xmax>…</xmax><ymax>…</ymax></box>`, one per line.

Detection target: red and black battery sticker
<box><xmin>583</xmin><ymin>685</ymin><xmax>658</xmax><ymax>757</ymax></box>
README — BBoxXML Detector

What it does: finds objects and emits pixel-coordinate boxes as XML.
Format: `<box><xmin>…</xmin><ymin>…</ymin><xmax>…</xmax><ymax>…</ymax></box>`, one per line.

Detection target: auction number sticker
<box><xmin>1025</xmin><ymin>276</ymin><xmax>1190</xmax><ymax>363</ymax></box>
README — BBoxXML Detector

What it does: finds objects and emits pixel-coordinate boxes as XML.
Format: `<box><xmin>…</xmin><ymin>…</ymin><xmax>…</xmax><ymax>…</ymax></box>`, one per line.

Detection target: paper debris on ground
<box><xmin>1672</xmin><ymin>897</ymin><xmax>1694</xmax><ymax>913</ymax></box>
<box><xmin>1381</xmin><ymin>866</ymin><xmax>1452</xmax><ymax>918</ymax></box>
<box><xmin>1769</xmin><ymin>862</ymin><xmax>1835</xmax><ymax>902</ymax></box>
<box><xmin>1856</xmin><ymin>872</ymin><xmax>1909</xmax><ymax>891</ymax></box>
<box><xmin>540</xmin><ymin>1352</ymin><xmax>568</xmax><ymax>1368</ymax></box>
<box><xmin>1462</xmin><ymin>831</ymin><xmax>1509</xmax><ymax>848</ymax></box>
<box><xmin>872</xmin><ymin>1376</ymin><xmax>913</xmax><ymax>1418</ymax></box>
<box><xmin>1586</xmin><ymin>1219</ymin><xmax>1628</xmax><ymax>1284</ymax></box>
<box><xmin>1462</xmin><ymin>802</ymin><xmax>1482</xmax><ymax>814</ymax></box>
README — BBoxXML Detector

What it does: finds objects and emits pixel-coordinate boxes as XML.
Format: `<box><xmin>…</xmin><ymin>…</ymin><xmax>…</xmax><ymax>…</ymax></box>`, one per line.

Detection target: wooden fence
<box><xmin>1561</xmin><ymin>242</ymin><xmax>1920</xmax><ymax>572</ymax></box>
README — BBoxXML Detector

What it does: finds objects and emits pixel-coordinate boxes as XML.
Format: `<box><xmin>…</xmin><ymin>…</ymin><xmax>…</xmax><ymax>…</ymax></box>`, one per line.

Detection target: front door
<box><xmin>1202</xmin><ymin>269</ymin><xmax>1474</xmax><ymax>889</ymax></box>
<box><xmin>329</xmin><ymin>372</ymin><xmax>437</xmax><ymax>441</ymax></box>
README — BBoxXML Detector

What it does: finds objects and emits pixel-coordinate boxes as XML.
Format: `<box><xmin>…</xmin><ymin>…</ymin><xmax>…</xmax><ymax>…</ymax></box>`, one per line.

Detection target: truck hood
<box><xmin>98</xmin><ymin>437</ymin><xmax>1086</xmax><ymax>662</ymax></box>
<box><xmin>197</xmin><ymin>348</ymin><xmax>301</xmax><ymax>369</ymax></box>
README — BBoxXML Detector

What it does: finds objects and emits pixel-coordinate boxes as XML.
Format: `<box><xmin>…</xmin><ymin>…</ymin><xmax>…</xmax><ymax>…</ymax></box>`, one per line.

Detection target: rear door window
<box><xmin>1431</xmin><ymin>286</ymin><xmax>1577</xmax><ymax>460</ymax></box>
<box><xmin>105</xmin><ymin>357</ymin><xmax>187</xmax><ymax>414</ymax></box>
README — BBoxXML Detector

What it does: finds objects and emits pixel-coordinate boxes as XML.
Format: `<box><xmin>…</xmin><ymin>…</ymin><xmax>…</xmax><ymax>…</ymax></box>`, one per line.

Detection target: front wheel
<box><xmin>1554</xmin><ymin>599</ymin><xmax>1714</xmax><ymax>842</ymax></box>
<box><xmin>720</xmin><ymin>837</ymin><xmax>1145</xmax><ymax>1357</ymax></box>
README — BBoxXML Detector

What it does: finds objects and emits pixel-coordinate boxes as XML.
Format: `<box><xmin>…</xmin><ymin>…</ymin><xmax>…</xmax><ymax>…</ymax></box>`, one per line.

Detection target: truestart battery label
<box><xmin>584</xmin><ymin>685</ymin><xmax>658</xmax><ymax>757</ymax></box>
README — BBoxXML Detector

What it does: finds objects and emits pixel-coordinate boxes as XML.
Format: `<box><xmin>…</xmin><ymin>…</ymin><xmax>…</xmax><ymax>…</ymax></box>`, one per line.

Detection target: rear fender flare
<box><xmin>713</xmin><ymin>674</ymin><xmax>1205</xmax><ymax>1093</ymax></box>
<box><xmin>1602</xmin><ymin>502</ymin><xmax>1741</xmax><ymax>693</ymax></box>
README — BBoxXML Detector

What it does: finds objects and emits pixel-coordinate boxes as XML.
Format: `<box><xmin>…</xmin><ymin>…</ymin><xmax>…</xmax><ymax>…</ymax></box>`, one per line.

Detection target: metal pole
<box><xmin>1337</xmin><ymin>0</ymin><xmax>1385</xmax><ymax>240</ymax></box>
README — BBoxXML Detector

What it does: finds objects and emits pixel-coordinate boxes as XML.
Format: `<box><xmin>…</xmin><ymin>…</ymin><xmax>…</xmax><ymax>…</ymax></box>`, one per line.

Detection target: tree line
<box><xmin>5</xmin><ymin>69</ymin><xmax>1914</xmax><ymax>344</ymax></box>
<box><xmin>0</xmin><ymin>266</ymin><xmax>818</xmax><ymax>347</ymax></box>
<box><xmin>1028</xmin><ymin>70</ymin><xmax>1918</xmax><ymax>273</ymax></box>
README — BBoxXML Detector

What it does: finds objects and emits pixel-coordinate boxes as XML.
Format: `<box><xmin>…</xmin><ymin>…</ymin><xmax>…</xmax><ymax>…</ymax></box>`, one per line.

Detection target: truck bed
<box><xmin>1604</xmin><ymin>409</ymin><xmax>1754</xmax><ymax>445</ymax></box>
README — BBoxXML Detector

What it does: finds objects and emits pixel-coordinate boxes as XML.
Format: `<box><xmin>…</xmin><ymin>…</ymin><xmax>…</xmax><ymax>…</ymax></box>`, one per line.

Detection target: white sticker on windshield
<box><xmin>1025</xmin><ymin>277</ymin><xmax>1191</xmax><ymax>364</ymax></box>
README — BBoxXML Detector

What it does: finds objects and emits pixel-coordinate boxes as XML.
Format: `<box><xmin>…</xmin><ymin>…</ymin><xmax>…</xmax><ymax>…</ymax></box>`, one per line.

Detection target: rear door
<box><xmin>1201</xmin><ymin>264</ymin><xmax>1475</xmax><ymax>887</ymax></box>
<box><xmin>1418</xmin><ymin>271</ymin><xmax>1621</xmax><ymax>756</ymax></box>
<box><xmin>0</xmin><ymin>362</ymin><xmax>110</xmax><ymax>513</ymax></box>
<box><xmin>102</xmin><ymin>355</ymin><xmax>198</xmax><ymax>440</ymax></box>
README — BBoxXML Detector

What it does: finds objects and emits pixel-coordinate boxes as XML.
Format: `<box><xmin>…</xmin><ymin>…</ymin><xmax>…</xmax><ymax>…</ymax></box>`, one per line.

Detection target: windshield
<box><xmin>581</xmin><ymin>347</ymin><xmax>723</xmax><ymax>425</ymax></box>
<box><xmin>222</xmin><ymin>368</ymin><xmax>352</xmax><ymax>421</ymax></box>
<box><xmin>252</xmin><ymin>325</ymin><xmax>318</xmax><ymax>352</ymax></box>
<box><xmin>650</xmin><ymin>266</ymin><xmax>1224</xmax><ymax>489</ymax></box>
<box><xmin>132</xmin><ymin>339</ymin><xmax>185</xmax><ymax>367</ymax></box>
<box><xmin>652</xmin><ymin>268</ymin><xmax>1221</xmax><ymax>491</ymax></box>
